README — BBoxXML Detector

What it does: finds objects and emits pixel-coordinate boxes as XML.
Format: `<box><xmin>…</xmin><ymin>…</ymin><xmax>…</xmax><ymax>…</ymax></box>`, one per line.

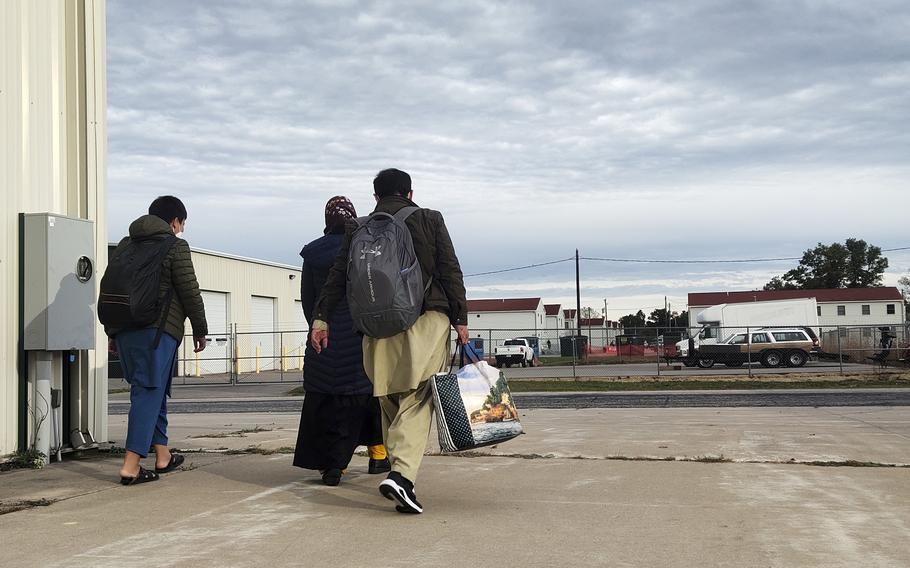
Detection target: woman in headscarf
<box><xmin>293</xmin><ymin>196</ymin><xmax>389</xmax><ymax>485</ymax></box>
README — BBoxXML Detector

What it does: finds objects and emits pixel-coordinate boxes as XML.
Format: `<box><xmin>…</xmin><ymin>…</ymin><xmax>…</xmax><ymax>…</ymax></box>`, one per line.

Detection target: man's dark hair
<box><xmin>149</xmin><ymin>196</ymin><xmax>188</xmax><ymax>223</ymax></box>
<box><xmin>373</xmin><ymin>169</ymin><xmax>412</xmax><ymax>198</ymax></box>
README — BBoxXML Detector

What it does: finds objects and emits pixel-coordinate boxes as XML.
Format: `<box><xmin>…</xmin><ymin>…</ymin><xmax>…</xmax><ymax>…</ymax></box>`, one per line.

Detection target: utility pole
<box><xmin>575</xmin><ymin>249</ymin><xmax>582</xmax><ymax>339</ymax></box>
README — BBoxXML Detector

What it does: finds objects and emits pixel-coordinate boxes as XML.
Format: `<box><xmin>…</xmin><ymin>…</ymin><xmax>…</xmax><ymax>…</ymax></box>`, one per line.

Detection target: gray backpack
<box><xmin>347</xmin><ymin>207</ymin><xmax>429</xmax><ymax>338</ymax></box>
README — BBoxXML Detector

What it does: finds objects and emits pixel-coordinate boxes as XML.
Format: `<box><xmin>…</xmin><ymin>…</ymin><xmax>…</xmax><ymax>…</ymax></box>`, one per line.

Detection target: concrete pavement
<box><xmin>2</xmin><ymin>406</ymin><xmax>909</xmax><ymax>567</ymax></box>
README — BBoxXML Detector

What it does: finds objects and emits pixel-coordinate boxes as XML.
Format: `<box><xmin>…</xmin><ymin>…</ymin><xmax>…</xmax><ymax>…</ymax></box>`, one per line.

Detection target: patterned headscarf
<box><xmin>324</xmin><ymin>196</ymin><xmax>357</xmax><ymax>234</ymax></box>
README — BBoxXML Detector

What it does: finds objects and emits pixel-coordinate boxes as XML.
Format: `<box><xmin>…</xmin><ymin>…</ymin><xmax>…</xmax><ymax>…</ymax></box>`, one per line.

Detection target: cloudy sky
<box><xmin>107</xmin><ymin>0</ymin><xmax>910</xmax><ymax>318</ymax></box>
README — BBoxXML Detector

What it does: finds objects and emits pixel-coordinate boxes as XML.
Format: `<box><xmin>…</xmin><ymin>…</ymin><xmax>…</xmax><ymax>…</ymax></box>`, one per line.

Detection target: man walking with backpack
<box><xmin>311</xmin><ymin>168</ymin><xmax>468</xmax><ymax>514</ymax></box>
<box><xmin>100</xmin><ymin>196</ymin><xmax>208</xmax><ymax>485</ymax></box>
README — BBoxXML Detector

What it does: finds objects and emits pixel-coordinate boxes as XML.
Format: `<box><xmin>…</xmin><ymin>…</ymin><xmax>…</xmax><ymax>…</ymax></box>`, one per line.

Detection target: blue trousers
<box><xmin>116</xmin><ymin>328</ymin><xmax>178</xmax><ymax>458</ymax></box>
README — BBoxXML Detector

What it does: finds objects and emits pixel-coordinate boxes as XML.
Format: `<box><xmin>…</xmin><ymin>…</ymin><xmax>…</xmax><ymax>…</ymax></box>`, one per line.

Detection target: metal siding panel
<box><xmin>0</xmin><ymin>1</ymin><xmax>106</xmax><ymax>454</ymax></box>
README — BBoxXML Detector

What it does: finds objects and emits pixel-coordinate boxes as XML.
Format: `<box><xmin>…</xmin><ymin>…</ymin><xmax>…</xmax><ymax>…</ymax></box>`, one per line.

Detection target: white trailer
<box><xmin>677</xmin><ymin>298</ymin><xmax>820</xmax><ymax>357</ymax></box>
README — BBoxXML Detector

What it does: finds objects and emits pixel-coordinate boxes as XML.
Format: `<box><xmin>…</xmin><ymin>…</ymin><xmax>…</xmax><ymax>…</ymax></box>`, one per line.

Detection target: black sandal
<box><xmin>155</xmin><ymin>453</ymin><xmax>185</xmax><ymax>474</ymax></box>
<box><xmin>120</xmin><ymin>466</ymin><xmax>159</xmax><ymax>486</ymax></box>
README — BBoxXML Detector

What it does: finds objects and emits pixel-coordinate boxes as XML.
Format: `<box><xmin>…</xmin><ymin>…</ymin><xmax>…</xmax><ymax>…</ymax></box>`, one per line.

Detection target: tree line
<box><xmin>611</xmin><ymin>238</ymin><xmax>908</xmax><ymax>329</ymax></box>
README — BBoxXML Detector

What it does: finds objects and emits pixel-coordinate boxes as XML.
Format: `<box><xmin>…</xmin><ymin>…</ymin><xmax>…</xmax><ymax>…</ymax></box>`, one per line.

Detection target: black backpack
<box><xmin>98</xmin><ymin>235</ymin><xmax>178</xmax><ymax>335</ymax></box>
<box><xmin>346</xmin><ymin>207</ymin><xmax>428</xmax><ymax>338</ymax></box>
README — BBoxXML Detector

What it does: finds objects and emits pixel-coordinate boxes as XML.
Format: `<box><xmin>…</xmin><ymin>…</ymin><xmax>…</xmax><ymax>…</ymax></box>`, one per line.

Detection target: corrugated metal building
<box><xmin>192</xmin><ymin>248</ymin><xmax>306</xmax><ymax>375</ymax></box>
<box><xmin>1</xmin><ymin>1</ymin><xmax>107</xmax><ymax>455</ymax></box>
<box><xmin>106</xmin><ymin>243</ymin><xmax>306</xmax><ymax>378</ymax></box>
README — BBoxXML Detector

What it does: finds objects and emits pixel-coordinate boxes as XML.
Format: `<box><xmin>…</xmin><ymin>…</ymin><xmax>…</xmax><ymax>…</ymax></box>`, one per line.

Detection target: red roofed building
<box><xmin>688</xmin><ymin>287</ymin><xmax>905</xmax><ymax>327</ymax></box>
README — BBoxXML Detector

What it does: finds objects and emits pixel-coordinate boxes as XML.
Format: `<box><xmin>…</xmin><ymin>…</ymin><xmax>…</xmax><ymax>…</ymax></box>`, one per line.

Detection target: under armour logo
<box><xmin>360</xmin><ymin>245</ymin><xmax>382</xmax><ymax>259</ymax></box>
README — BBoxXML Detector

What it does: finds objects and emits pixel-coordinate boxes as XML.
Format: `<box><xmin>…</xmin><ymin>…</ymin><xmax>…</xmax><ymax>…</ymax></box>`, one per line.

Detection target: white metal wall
<box><xmin>546</xmin><ymin>314</ymin><xmax>565</xmax><ymax>330</ymax></box>
<box><xmin>470</xmin><ymin>305</ymin><xmax>547</xmax><ymax>331</ymax></box>
<box><xmin>470</xmin><ymin>311</ymin><xmax>537</xmax><ymax>330</ymax></box>
<box><xmin>1</xmin><ymin>0</ymin><xmax>107</xmax><ymax>455</ymax></box>
<box><xmin>816</xmin><ymin>301</ymin><xmax>905</xmax><ymax>328</ymax></box>
<box><xmin>690</xmin><ymin>300</ymin><xmax>906</xmax><ymax>329</ymax></box>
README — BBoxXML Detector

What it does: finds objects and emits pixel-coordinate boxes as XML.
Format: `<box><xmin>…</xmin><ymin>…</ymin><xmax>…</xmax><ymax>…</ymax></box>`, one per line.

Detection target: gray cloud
<box><xmin>107</xmin><ymin>0</ymin><xmax>910</xmax><ymax>314</ymax></box>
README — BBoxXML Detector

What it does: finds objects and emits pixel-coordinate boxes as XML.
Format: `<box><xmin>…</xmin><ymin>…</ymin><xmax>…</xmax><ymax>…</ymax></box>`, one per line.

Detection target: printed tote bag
<box><xmin>430</xmin><ymin>344</ymin><xmax>524</xmax><ymax>452</ymax></box>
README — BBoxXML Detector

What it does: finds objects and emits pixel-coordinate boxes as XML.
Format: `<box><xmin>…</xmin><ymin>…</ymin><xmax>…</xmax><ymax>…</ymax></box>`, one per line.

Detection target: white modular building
<box><xmin>467</xmin><ymin>298</ymin><xmax>546</xmax><ymax>331</ymax></box>
<box><xmin>688</xmin><ymin>288</ymin><xmax>906</xmax><ymax>330</ymax></box>
<box><xmin>544</xmin><ymin>304</ymin><xmax>564</xmax><ymax>331</ymax></box>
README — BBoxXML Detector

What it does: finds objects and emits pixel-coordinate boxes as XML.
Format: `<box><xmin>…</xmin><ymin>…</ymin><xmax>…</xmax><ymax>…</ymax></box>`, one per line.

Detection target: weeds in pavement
<box><xmin>0</xmin><ymin>449</ymin><xmax>47</xmax><ymax>472</ymax></box>
<box><xmin>99</xmin><ymin>445</ymin><xmax>126</xmax><ymax>456</ymax></box>
<box><xmin>188</xmin><ymin>426</ymin><xmax>274</xmax><ymax>439</ymax></box>
<box><xmin>0</xmin><ymin>498</ymin><xmax>54</xmax><ymax>515</ymax></box>
<box><xmin>225</xmin><ymin>446</ymin><xmax>295</xmax><ymax>456</ymax></box>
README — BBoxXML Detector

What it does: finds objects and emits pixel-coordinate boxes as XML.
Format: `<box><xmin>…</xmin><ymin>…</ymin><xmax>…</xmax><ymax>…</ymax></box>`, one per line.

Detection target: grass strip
<box><xmin>507</xmin><ymin>377</ymin><xmax>910</xmax><ymax>392</ymax></box>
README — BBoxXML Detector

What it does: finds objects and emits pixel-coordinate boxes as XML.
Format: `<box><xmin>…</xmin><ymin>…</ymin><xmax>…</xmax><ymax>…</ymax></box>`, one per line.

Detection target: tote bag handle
<box><xmin>449</xmin><ymin>342</ymin><xmax>483</xmax><ymax>372</ymax></box>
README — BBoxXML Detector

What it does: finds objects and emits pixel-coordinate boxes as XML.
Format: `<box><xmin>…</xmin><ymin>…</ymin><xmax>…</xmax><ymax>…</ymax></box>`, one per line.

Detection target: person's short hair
<box><xmin>149</xmin><ymin>196</ymin><xmax>188</xmax><ymax>223</ymax></box>
<box><xmin>373</xmin><ymin>169</ymin><xmax>412</xmax><ymax>198</ymax></box>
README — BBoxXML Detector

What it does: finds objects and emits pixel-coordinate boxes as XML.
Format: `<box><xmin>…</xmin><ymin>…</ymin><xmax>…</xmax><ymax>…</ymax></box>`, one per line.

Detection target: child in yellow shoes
<box><xmin>320</xmin><ymin>444</ymin><xmax>390</xmax><ymax>486</ymax></box>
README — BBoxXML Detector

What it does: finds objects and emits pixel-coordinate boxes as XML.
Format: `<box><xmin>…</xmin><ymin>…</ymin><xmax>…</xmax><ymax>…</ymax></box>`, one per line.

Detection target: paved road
<box><xmin>506</xmin><ymin>360</ymin><xmax>881</xmax><ymax>378</ymax></box>
<box><xmin>108</xmin><ymin>389</ymin><xmax>910</xmax><ymax>415</ymax></box>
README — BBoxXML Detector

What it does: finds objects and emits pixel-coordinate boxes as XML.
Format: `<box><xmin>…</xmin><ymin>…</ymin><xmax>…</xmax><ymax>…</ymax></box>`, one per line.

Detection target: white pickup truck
<box><xmin>495</xmin><ymin>338</ymin><xmax>536</xmax><ymax>368</ymax></box>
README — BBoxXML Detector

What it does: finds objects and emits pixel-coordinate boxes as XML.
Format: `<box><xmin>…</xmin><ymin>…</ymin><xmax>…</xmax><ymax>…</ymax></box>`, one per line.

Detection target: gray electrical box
<box><xmin>22</xmin><ymin>213</ymin><xmax>97</xmax><ymax>351</ymax></box>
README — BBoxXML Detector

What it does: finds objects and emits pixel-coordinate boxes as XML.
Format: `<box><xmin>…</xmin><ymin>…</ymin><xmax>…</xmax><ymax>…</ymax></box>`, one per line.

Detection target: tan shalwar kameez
<box><xmin>315</xmin><ymin>310</ymin><xmax>450</xmax><ymax>481</ymax></box>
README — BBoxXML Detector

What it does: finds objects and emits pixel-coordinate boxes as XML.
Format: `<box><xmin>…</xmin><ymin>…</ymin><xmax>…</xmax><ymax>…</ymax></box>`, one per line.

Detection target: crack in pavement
<box><xmin>818</xmin><ymin>407</ymin><xmax>910</xmax><ymax>441</ymax></box>
<box><xmin>430</xmin><ymin>451</ymin><xmax>910</xmax><ymax>468</ymax></box>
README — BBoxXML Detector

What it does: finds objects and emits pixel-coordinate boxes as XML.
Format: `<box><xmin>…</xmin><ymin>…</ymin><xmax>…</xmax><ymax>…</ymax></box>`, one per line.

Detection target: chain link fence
<box><xmin>455</xmin><ymin>323</ymin><xmax>909</xmax><ymax>375</ymax></box>
<box><xmin>159</xmin><ymin>322</ymin><xmax>910</xmax><ymax>385</ymax></box>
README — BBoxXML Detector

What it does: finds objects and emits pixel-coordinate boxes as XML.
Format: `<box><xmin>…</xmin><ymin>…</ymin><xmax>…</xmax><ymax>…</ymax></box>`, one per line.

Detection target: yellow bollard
<box><xmin>298</xmin><ymin>348</ymin><xmax>303</xmax><ymax>370</ymax></box>
<box><xmin>195</xmin><ymin>351</ymin><xmax>201</xmax><ymax>377</ymax></box>
<box><xmin>282</xmin><ymin>346</ymin><xmax>287</xmax><ymax>372</ymax></box>
<box><xmin>256</xmin><ymin>345</ymin><xmax>261</xmax><ymax>374</ymax></box>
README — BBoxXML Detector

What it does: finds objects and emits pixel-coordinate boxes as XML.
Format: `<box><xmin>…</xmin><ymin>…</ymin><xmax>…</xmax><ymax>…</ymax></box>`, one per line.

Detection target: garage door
<box><xmin>286</xmin><ymin>300</ymin><xmax>307</xmax><ymax>371</ymax></box>
<box><xmin>199</xmin><ymin>291</ymin><xmax>229</xmax><ymax>375</ymax></box>
<box><xmin>250</xmin><ymin>296</ymin><xmax>277</xmax><ymax>371</ymax></box>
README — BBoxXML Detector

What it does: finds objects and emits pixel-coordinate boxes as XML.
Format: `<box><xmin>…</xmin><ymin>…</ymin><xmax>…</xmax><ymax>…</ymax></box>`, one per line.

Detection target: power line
<box><xmin>585</xmin><ymin>245</ymin><xmax>910</xmax><ymax>264</ymax></box>
<box><xmin>581</xmin><ymin>256</ymin><xmax>800</xmax><ymax>264</ymax></box>
<box><xmin>464</xmin><ymin>246</ymin><xmax>910</xmax><ymax>277</ymax></box>
<box><xmin>464</xmin><ymin>257</ymin><xmax>574</xmax><ymax>278</ymax></box>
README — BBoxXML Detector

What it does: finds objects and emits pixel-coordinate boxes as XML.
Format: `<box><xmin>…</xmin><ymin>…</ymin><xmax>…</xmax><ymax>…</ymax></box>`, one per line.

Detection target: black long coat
<box><xmin>300</xmin><ymin>233</ymin><xmax>372</xmax><ymax>395</ymax></box>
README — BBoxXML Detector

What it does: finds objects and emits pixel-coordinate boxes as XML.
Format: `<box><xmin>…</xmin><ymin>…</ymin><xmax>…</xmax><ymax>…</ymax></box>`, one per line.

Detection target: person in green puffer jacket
<box><xmin>107</xmin><ymin>196</ymin><xmax>208</xmax><ymax>486</ymax></box>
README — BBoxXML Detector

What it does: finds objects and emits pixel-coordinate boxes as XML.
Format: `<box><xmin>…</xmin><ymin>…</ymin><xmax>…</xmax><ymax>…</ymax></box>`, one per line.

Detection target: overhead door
<box><xmin>199</xmin><ymin>291</ymin><xmax>229</xmax><ymax>375</ymax></box>
<box><xmin>250</xmin><ymin>296</ymin><xmax>277</xmax><ymax>372</ymax></box>
<box><xmin>289</xmin><ymin>300</ymin><xmax>308</xmax><ymax>371</ymax></box>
